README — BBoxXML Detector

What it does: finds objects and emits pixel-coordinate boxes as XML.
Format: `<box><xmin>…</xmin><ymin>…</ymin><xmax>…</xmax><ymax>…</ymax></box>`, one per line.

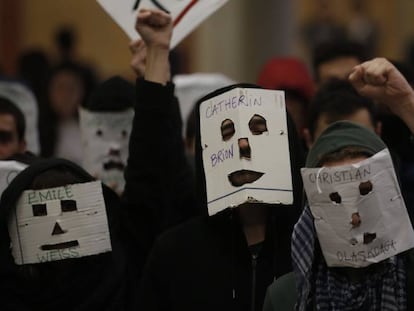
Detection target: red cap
<box><xmin>256</xmin><ymin>57</ymin><xmax>315</xmax><ymax>103</ymax></box>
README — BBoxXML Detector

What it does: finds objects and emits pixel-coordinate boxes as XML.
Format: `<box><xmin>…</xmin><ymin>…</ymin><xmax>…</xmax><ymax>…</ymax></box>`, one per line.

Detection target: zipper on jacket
<box><xmin>251</xmin><ymin>253</ymin><xmax>258</xmax><ymax>311</ymax></box>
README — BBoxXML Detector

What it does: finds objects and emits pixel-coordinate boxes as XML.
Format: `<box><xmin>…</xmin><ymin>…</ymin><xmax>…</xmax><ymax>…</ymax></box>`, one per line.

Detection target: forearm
<box><xmin>144</xmin><ymin>46</ymin><xmax>170</xmax><ymax>85</ymax></box>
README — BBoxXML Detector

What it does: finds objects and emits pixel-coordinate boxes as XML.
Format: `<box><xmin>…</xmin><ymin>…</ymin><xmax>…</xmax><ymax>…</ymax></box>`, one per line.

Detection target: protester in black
<box><xmin>132</xmin><ymin>9</ymin><xmax>305</xmax><ymax>311</ymax></box>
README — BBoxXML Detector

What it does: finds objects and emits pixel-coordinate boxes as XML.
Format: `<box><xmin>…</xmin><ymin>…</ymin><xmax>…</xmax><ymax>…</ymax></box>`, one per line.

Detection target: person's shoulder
<box><xmin>263</xmin><ymin>272</ymin><xmax>297</xmax><ymax>311</ymax></box>
<box><xmin>155</xmin><ymin>215</ymin><xmax>209</xmax><ymax>247</ymax></box>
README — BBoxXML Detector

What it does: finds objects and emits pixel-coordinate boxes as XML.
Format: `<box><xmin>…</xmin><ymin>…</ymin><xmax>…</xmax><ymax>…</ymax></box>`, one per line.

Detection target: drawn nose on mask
<box><xmin>238</xmin><ymin>138</ymin><xmax>251</xmax><ymax>160</ymax></box>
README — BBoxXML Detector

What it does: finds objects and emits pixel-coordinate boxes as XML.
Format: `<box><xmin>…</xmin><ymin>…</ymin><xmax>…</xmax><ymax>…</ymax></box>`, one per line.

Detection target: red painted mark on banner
<box><xmin>173</xmin><ymin>0</ymin><xmax>198</xmax><ymax>26</ymax></box>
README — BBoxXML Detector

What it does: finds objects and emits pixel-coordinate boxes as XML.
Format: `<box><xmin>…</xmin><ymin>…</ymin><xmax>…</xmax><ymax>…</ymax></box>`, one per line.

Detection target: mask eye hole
<box><xmin>221</xmin><ymin>119</ymin><xmax>235</xmax><ymax>141</ymax></box>
<box><xmin>33</xmin><ymin>204</ymin><xmax>47</xmax><ymax>216</ymax></box>
<box><xmin>359</xmin><ymin>181</ymin><xmax>373</xmax><ymax>196</ymax></box>
<box><xmin>61</xmin><ymin>200</ymin><xmax>77</xmax><ymax>212</ymax></box>
<box><xmin>96</xmin><ymin>129</ymin><xmax>103</xmax><ymax>137</ymax></box>
<box><xmin>248</xmin><ymin>114</ymin><xmax>268</xmax><ymax>135</ymax></box>
<box><xmin>329</xmin><ymin>192</ymin><xmax>342</xmax><ymax>204</ymax></box>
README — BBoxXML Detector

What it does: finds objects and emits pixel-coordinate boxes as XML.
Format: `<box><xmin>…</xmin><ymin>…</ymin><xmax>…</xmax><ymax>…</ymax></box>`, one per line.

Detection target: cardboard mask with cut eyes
<box><xmin>301</xmin><ymin>149</ymin><xmax>414</xmax><ymax>268</ymax></box>
<box><xmin>8</xmin><ymin>180</ymin><xmax>112</xmax><ymax>265</ymax></box>
<box><xmin>199</xmin><ymin>87</ymin><xmax>293</xmax><ymax>215</ymax></box>
<box><xmin>79</xmin><ymin>107</ymin><xmax>133</xmax><ymax>194</ymax></box>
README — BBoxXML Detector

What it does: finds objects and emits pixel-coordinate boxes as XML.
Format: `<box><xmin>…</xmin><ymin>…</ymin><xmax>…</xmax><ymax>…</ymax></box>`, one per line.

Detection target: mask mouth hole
<box><xmin>228</xmin><ymin>170</ymin><xmax>264</xmax><ymax>187</ymax></box>
<box><xmin>103</xmin><ymin>160</ymin><xmax>125</xmax><ymax>171</ymax></box>
<box><xmin>40</xmin><ymin>240</ymin><xmax>79</xmax><ymax>251</ymax></box>
<box><xmin>363</xmin><ymin>232</ymin><xmax>376</xmax><ymax>244</ymax></box>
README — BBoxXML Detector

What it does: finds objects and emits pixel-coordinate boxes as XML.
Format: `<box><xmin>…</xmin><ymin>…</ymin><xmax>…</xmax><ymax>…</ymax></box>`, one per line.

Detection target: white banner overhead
<box><xmin>96</xmin><ymin>0</ymin><xmax>229</xmax><ymax>49</ymax></box>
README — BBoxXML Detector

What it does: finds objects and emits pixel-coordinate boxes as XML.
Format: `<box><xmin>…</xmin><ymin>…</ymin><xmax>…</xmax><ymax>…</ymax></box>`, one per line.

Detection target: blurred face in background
<box><xmin>317</xmin><ymin>56</ymin><xmax>361</xmax><ymax>86</ymax></box>
<box><xmin>312</xmin><ymin>108</ymin><xmax>378</xmax><ymax>143</ymax></box>
<box><xmin>49</xmin><ymin>69</ymin><xmax>85</xmax><ymax>120</ymax></box>
<box><xmin>0</xmin><ymin>113</ymin><xmax>25</xmax><ymax>159</ymax></box>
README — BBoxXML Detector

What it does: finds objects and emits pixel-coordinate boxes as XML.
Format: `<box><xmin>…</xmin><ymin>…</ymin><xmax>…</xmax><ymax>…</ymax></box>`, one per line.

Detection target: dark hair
<box><xmin>55</xmin><ymin>26</ymin><xmax>75</xmax><ymax>56</ymax></box>
<box><xmin>0</xmin><ymin>96</ymin><xmax>26</xmax><ymax>142</ymax></box>
<box><xmin>318</xmin><ymin>146</ymin><xmax>372</xmax><ymax>166</ymax></box>
<box><xmin>307</xmin><ymin>79</ymin><xmax>378</xmax><ymax>137</ymax></box>
<box><xmin>49</xmin><ymin>61</ymin><xmax>96</xmax><ymax>106</ymax></box>
<box><xmin>312</xmin><ymin>40</ymin><xmax>369</xmax><ymax>81</ymax></box>
<box><xmin>49</xmin><ymin>61</ymin><xmax>86</xmax><ymax>87</ymax></box>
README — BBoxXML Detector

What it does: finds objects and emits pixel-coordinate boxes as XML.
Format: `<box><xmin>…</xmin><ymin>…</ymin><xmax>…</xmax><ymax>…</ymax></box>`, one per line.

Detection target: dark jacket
<box><xmin>141</xmin><ymin>207</ymin><xmax>299</xmax><ymax>311</ymax></box>
<box><xmin>121</xmin><ymin>79</ymin><xmax>202</xmax><ymax>270</ymax></box>
<box><xmin>138</xmin><ymin>82</ymin><xmax>305</xmax><ymax>311</ymax></box>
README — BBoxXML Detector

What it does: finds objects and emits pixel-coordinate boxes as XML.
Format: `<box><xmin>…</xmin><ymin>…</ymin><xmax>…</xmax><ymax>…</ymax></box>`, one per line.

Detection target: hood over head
<box><xmin>0</xmin><ymin>157</ymin><xmax>128</xmax><ymax>310</ymax></box>
<box><xmin>84</xmin><ymin>76</ymin><xmax>135</xmax><ymax>112</ymax></box>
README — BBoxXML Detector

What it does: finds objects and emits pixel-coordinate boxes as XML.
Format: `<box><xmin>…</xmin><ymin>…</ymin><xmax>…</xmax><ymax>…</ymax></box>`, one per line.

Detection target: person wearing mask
<box><xmin>132</xmin><ymin>9</ymin><xmax>305</xmax><ymax>311</ymax></box>
<box><xmin>263</xmin><ymin>57</ymin><xmax>414</xmax><ymax>310</ymax></box>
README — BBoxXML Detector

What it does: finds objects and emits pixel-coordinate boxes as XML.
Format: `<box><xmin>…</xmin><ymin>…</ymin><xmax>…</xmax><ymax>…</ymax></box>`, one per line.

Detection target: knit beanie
<box><xmin>306</xmin><ymin>121</ymin><xmax>387</xmax><ymax>168</ymax></box>
<box><xmin>85</xmin><ymin>76</ymin><xmax>134</xmax><ymax>111</ymax></box>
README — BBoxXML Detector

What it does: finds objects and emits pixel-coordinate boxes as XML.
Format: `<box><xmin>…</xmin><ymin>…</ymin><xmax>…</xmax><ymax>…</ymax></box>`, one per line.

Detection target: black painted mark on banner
<box><xmin>133</xmin><ymin>0</ymin><xmax>169</xmax><ymax>13</ymax></box>
<box><xmin>133</xmin><ymin>0</ymin><xmax>140</xmax><ymax>11</ymax></box>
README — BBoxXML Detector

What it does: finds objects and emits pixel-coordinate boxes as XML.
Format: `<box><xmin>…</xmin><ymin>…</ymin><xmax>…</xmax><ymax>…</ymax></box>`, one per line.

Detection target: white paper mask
<box><xmin>0</xmin><ymin>160</ymin><xmax>28</xmax><ymax>198</ymax></box>
<box><xmin>173</xmin><ymin>73</ymin><xmax>236</xmax><ymax>136</ymax></box>
<box><xmin>8</xmin><ymin>181</ymin><xmax>112</xmax><ymax>265</ymax></box>
<box><xmin>79</xmin><ymin>107</ymin><xmax>133</xmax><ymax>194</ymax></box>
<box><xmin>301</xmin><ymin>149</ymin><xmax>414</xmax><ymax>268</ymax></box>
<box><xmin>200</xmin><ymin>87</ymin><xmax>293</xmax><ymax>215</ymax></box>
<box><xmin>0</xmin><ymin>81</ymin><xmax>40</xmax><ymax>154</ymax></box>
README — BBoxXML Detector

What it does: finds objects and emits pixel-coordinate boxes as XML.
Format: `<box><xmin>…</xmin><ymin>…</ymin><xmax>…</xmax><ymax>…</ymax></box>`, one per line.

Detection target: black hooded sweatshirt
<box><xmin>0</xmin><ymin>158</ymin><xmax>135</xmax><ymax>311</ymax></box>
<box><xmin>137</xmin><ymin>81</ymin><xmax>305</xmax><ymax>311</ymax></box>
